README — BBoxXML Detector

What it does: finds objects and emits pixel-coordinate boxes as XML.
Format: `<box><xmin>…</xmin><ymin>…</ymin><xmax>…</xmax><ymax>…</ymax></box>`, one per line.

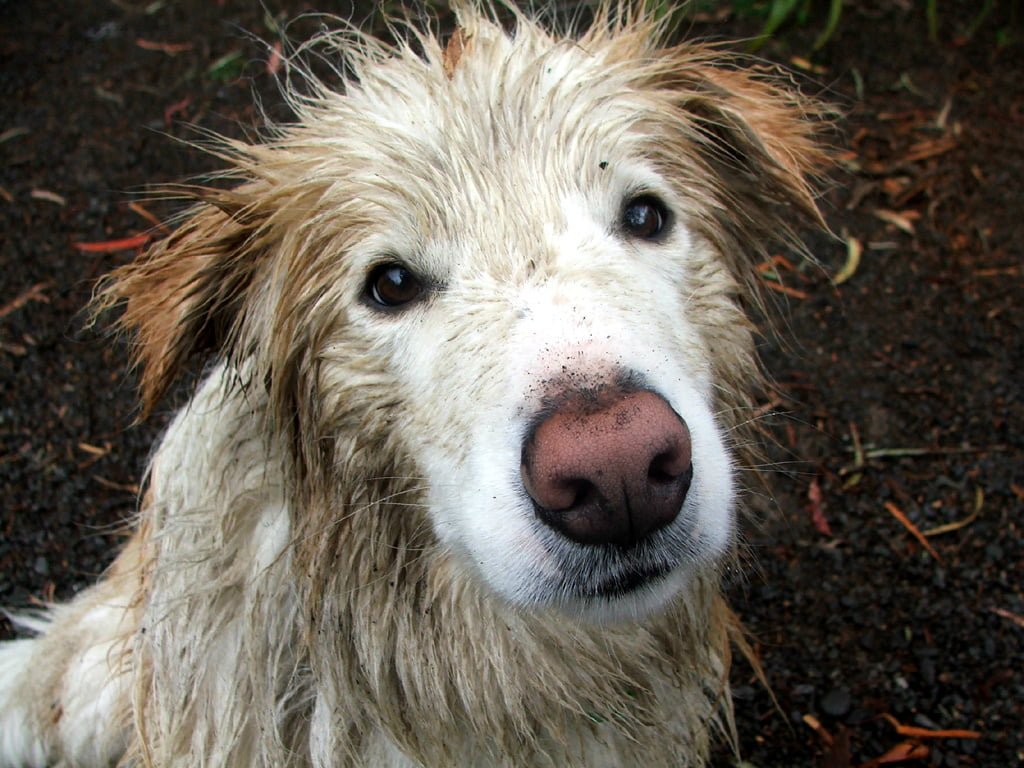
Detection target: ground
<box><xmin>0</xmin><ymin>2</ymin><xmax>1021</xmax><ymax>767</ymax></box>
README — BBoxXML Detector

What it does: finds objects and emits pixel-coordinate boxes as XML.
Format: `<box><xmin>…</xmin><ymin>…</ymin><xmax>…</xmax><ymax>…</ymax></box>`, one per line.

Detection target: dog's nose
<box><xmin>521</xmin><ymin>389</ymin><xmax>692</xmax><ymax>548</ymax></box>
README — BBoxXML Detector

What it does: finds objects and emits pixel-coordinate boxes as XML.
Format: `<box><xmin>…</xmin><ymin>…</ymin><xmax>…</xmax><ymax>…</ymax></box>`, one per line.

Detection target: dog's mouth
<box><xmin>534</xmin><ymin>513</ymin><xmax>698</xmax><ymax>609</ymax></box>
<box><xmin>582</xmin><ymin>561</ymin><xmax>673</xmax><ymax>599</ymax></box>
<box><xmin>549</xmin><ymin>542</ymin><xmax>680</xmax><ymax>602</ymax></box>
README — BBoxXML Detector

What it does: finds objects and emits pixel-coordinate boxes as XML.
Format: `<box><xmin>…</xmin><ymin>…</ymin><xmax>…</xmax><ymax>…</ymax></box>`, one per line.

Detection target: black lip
<box><xmin>583</xmin><ymin>561</ymin><xmax>673</xmax><ymax>599</ymax></box>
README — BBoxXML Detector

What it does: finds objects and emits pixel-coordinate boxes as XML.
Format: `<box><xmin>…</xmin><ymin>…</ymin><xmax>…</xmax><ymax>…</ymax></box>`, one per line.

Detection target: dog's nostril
<box><xmin>649</xmin><ymin>449</ymin><xmax>689</xmax><ymax>484</ymax></box>
<box><xmin>521</xmin><ymin>388</ymin><xmax>693</xmax><ymax>548</ymax></box>
<box><xmin>546</xmin><ymin>478</ymin><xmax>595</xmax><ymax>511</ymax></box>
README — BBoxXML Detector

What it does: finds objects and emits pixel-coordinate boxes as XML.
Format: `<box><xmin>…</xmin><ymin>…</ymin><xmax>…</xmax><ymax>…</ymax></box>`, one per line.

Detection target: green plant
<box><xmin>681</xmin><ymin>0</ymin><xmax>1019</xmax><ymax>49</ymax></box>
<box><xmin>734</xmin><ymin>0</ymin><xmax>844</xmax><ymax>50</ymax></box>
<box><xmin>643</xmin><ymin>0</ymin><xmax>843</xmax><ymax>50</ymax></box>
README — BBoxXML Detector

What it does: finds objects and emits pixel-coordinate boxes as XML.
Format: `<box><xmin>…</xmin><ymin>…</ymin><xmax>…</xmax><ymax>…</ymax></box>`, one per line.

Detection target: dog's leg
<box><xmin>0</xmin><ymin>530</ymin><xmax>146</xmax><ymax>767</ymax></box>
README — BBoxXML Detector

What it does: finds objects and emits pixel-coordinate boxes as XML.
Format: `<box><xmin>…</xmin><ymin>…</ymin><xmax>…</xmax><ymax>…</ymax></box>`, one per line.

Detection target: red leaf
<box><xmin>808</xmin><ymin>477</ymin><xmax>832</xmax><ymax>536</ymax></box>
<box><xmin>72</xmin><ymin>234</ymin><xmax>150</xmax><ymax>253</ymax></box>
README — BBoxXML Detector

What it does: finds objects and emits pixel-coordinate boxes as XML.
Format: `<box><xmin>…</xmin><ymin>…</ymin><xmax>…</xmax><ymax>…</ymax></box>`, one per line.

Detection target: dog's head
<box><xmin>103</xmin><ymin>6</ymin><xmax>824</xmax><ymax>622</ymax></box>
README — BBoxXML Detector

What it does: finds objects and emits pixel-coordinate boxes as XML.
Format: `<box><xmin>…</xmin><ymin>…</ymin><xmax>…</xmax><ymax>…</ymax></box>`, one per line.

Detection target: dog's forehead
<box><xmin>323</xmin><ymin>26</ymin><xmax>670</xmax><ymax>263</ymax></box>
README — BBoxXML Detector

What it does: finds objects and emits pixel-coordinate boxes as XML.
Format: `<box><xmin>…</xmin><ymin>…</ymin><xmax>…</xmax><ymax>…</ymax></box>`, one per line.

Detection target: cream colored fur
<box><xmin>0</xmin><ymin>3</ymin><xmax>824</xmax><ymax>766</ymax></box>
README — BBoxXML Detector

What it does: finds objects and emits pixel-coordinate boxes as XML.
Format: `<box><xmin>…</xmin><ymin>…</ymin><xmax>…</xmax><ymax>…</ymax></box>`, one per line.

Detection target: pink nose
<box><xmin>521</xmin><ymin>389</ymin><xmax>692</xmax><ymax>548</ymax></box>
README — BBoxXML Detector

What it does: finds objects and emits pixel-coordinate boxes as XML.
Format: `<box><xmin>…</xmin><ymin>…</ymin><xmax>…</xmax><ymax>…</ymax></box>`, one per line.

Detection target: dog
<box><xmin>0</xmin><ymin>3</ymin><xmax>824</xmax><ymax>766</ymax></box>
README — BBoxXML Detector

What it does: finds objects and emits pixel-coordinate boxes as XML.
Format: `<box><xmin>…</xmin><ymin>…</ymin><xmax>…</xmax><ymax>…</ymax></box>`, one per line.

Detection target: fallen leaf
<box><xmin>136</xmin><ymin>38</ymin><xmax>194</xmax><ymax>54</ymax></box>
<box><xmin>762</xmin><ymin>281</ymin><xmax>809</xmax><ymax>299</ymax></box>
<box><xmin>974</xmin><ymin>265</ymin><xmax>1021</xmax><ymax>277</ymax></box>
<box><xmin>842</xmin><ymin>421</ymin><xmax>865</xmax><ymax>488</ymax></box>
<box><xmin>834</xmin><ymin>234</ymin><xmax>862</xmax><ymax>285</ymax></box>
<box><xmin>873</xmin><ymin>209</ymin><xmax>917</xmax><ymax>235</ymax></box>
<box><xmin>808</xmin><ymin>478</ymin><xmax>832</xmax><ymax>537</ymax></box>
<box><xmin>93</xmin><ymin>476</ymin><xmax>140</xmax><ymax>494</ymax></box>
<box><xmin>164</xmin><ymin>96</ymin><xmax>192</xmax><ymax>126</ymax></box>
<box><xmin>902</xmin><ymin>136</ymin><xmax>957</xmax><ymax>164</ymax></box>
<box><xmin>30</xmin><ymin>189</ymin><xmax>67</xmax><ymax>206</ymax></box>
<box><xmin>803</xmin><ymin>713</ymin><xmax>834</xmax><ymax>746</ymax></box>
<box><xmin>267</xmin><ymin>40</ymin><xmax>283</xmax><ymax>75</ymax></box>
<box><xmin>884</xmin><ymin>502</ymin><xmax>943</xmax><ymax>562</ymax></box>
<box><xmin>0</xmin><ymin>126</ymin><xmax>30</xmax><ymax>144</ymax></box>
<box><xmin>822</xmin><ymin>726</ymin><xmax>852</xmax><ymax>768</ymax></box>
<box><xmin>0</xmin><ymin>282</ymin><xmax>52</xmax><ymax>319</ymax></box>
<box><xmin>73</xmin><ymin>234</ymin><xmax>150</xmax><ymax>253</ymax></box>
<box><xmin>881</xmin><ymin>713</ymin><xmax>981</xmax><ymax>740</ymax></box>
<box><xmin>935</xmin><ymin>96</ymin><xmax>953</xmax><ymax>130</ymax></box>
<box><xmin>0</xmin><ymin>341</ymin><xmax>29</xmax><ymax>356</ymax></box>
<box><xmin>757</xmin><ymin>254</ymin><xmax>799</xmax><ymax>274</ymax></box>
<box><xmin>922</xmin><ymin>512</ymin><xmax>978</xmax><ymax>537</ymax></box>
<box><xmin>990</xmin><ymin>607</ymin><xmax>1024</xmax><ymax>629</ymax></box>
<box><xmin>127</xmin><ymin>201</ymin><xmax>170</xmax><ymax>234</ymax></box>
<box><xmin>789</xmin><ymin>56</ymin><xmax>827</xmax><ymax>74</ymax></box>
<box><xmin>857</xmin><ymin>740</ymin><xmax>930</xmax><ymax>767</ymax></box>
<box><xmin>77</xmin><ymin>442</ymin><xmax>110</xmax><ymax>457</ymax></box>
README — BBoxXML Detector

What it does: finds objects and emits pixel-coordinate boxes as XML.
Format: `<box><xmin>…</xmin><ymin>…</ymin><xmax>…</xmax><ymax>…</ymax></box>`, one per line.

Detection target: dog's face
<box><xmin>344</xmin><ymin>99</ymin><xmax>738</xmax><ymax>617</ymax></box>
<box><xmin>313</xmin><ymin>25</ymin><xmax>749</xmax><ymax>622</ymax></box>
<box><xmin>107</xmin><ymin>11</ymin><xmax>823</xmax><ymax>623</ymax></box>
<box><xmin>349</xmin><ymin>144</ymin><xmax>736</xmax><ymax>621</ymax></box>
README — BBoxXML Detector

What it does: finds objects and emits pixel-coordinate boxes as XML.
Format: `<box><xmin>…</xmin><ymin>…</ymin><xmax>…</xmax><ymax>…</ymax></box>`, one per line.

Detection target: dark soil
<box><xmin>1</xmin><ymin>2</ymin><xmax>1021</xmax><ymax>767</ymax></box>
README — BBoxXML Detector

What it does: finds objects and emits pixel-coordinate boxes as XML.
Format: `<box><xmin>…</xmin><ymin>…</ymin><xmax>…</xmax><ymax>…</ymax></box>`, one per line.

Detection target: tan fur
<box><xmin>0</xmin><ymin>4</ymin><xmax>825</xmax><ymax>766</ymax></box>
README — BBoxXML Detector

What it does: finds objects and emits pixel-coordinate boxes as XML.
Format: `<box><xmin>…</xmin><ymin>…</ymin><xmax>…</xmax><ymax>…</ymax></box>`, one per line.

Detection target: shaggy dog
<box><xmin>0</xmin><ymin>4</ymin><xmax>824</xmax><ymax>766</ymax></box>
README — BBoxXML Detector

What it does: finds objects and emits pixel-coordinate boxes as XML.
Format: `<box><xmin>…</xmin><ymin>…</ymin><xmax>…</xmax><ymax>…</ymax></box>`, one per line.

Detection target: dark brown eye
<box><xmin>622</xmin><ymin>195</ymin><xmax>670</xmax><ymax>240</ymax></box>
<box><xmin>366</xmin><ymin>263</ymin><xmax>423</xmax><ymax>308</ymax></box>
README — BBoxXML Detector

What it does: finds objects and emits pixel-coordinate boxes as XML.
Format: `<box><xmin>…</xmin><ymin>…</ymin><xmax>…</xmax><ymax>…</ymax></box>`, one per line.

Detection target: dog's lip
<box><xmin>580</xmin><ymin>560</ymin><xmax>673</xmax><ymax>599</ymax></box>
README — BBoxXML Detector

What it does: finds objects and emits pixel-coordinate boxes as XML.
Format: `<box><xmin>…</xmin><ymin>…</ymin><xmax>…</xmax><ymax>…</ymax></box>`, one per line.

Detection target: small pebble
<box><xmin>820</xmin><ymin>686</ymin><xmax>852</xmax><ymax>718</ymax></box>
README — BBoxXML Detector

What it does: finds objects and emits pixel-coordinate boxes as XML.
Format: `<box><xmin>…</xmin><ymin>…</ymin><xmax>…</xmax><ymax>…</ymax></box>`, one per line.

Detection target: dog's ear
<box><xmin>685</xmin><ymin>63</ymin><xmax>826</xmax><ymax>219</ymax></box>
<box><xmin>96</xmin><ymin>190</ymin><xmax>268</xmax><ymax>415</ymax></box>
<box><xmin>655</xmin><ymin>57</ymin><xmax>830</xmax><ymax>285</ymax></box>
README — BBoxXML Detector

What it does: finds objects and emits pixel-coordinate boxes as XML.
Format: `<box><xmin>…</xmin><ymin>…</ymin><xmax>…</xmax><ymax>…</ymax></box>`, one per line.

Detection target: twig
<box><xmin>93</xmin><ymin>476</ymin><xmax>140</xmax><ymax>494</ymax></box>
<box><xmin>135</xmin><ymin>39</ymin><xmax>194</xmax><ymax>54</ymax></box>
<box><xmin>802</xmin><ymin>714</ymin><xmax>833</xmax><ymax>746</ymax></box>
<box><xmin>127</xmin><ymin>201</ymin><xmax>171</xmax><ymax>234</ymax></box>
<box><xmin>1011</xmin><ymin>483</ymin><xmax>1024</xmax><ymax>502</ymax></box>
<box><xmin>30</xmin><ymin>189</ymin><xmax>66</xmax><ymax>206</ymax></box>
<box><xmin>842</xmin><ymin>421</ymin><xmax>865</xmax><ymax>488</ymax></box>
<box><xmin>884</xmin><ymin>502</ymin><xmax>942</xmax><ymax>562</ymax></box>
<box><xmin>762</xmin><ymin>281</ymin><xmax>809</xmax><ymax>299</ymax></box>
<box><xmin>923</xmin><ymin>512</ymin><xmax>978</xmax><ymax>537</ymax></box>
<box><xmin>990</xmin><ymin>607</ymin><xmax>1024</xmax><ymax>630</ymax></box>
<box><xmin>849</xmin><ymin>444</ymin><xmax>1010</xmax><ymax>460</ymax></box>
<box><xmin>881</xmin><ymin>713</ymin><xmax>981</xmax><ymax>740</ymax></box>
<box><xmin>73</xmin><ymin>234</ymin><xmax>150</xmax><ymax>253</ymax></box>
<box><xmin>0</xmin><ymin>282</ymin><xmax>52</xmax><ymax>319</ymax></box>
<box><xmin>923</xmin><ymin>487</ymin><xmax>983</xmax><ymax>537</ymax></box>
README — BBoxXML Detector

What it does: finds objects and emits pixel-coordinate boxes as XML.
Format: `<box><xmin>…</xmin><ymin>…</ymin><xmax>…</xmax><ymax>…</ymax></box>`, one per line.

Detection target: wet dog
<box><xmin>0</xmin><ymin>4</ymin><xmax>823</xmax><ymax>766</ymax></box>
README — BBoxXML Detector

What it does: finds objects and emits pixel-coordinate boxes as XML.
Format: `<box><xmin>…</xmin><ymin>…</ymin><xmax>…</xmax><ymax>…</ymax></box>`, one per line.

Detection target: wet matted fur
<box><xmin>0</xmin><ymin>3</ymin><xmax>825</xmax><ymax>766</ymax></box>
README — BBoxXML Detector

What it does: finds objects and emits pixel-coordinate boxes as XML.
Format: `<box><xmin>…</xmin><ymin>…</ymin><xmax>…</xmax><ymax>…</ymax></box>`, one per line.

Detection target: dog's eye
<box><xmin>366</xmin><ymin>263</ymin><xmax>423</xmax><ymax>309</ymax></box>
<box><xmin>622</xmin><ymin>195</ymin><xmax>670</xmax><ymax>240</ymax></box>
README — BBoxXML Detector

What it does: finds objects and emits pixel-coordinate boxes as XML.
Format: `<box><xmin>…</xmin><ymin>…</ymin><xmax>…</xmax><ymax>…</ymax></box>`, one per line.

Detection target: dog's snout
<box><xmin>521</xmin><ymin>389</ymin><xmax>692</xmax><ymax>548</ymax></box>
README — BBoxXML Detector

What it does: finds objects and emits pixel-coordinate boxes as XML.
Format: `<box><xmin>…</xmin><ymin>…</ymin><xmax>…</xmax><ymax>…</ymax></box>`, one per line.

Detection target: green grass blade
<box><xmin>812</xmin><ymin>0</ymin><xmax>844</xmax><ymax>49</ymax></box>
<box><xmin>749</xmin><ymin>0</ymin><xmax>802</xmax><ymax>51</ymax></box>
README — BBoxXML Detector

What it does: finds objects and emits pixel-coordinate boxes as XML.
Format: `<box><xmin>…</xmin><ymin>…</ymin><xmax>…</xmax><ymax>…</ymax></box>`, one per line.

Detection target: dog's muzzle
<box><xmin>521</xmin><ymin>386</ymin><xmax>693</xmax><ymax>549</ymax></box>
